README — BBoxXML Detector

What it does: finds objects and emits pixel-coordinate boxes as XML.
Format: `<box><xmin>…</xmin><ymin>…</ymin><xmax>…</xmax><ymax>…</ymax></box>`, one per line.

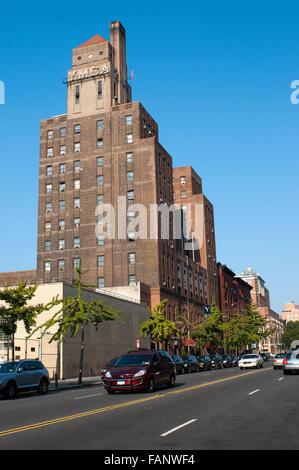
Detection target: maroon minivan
<box><xmin>103</xmin><ymin>349</ymin><xmax>176</xmax><ymax>394</ymax></box>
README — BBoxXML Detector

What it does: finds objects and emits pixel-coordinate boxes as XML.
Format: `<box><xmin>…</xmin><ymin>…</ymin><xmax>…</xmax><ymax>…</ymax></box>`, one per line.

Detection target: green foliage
<box><xmin>191</xmin><ymin>300</ymin><xmax>223</xmax><ymax>351</ymax></box>
<box><xmin>139</xmin><ymin>300</ymin><xmax>179</xmax><ymax>348</ymax></box>
<box><xmin>280</xmin><ymin>321</ymin><xmax>299</xmax><ymax>350</ymax></box>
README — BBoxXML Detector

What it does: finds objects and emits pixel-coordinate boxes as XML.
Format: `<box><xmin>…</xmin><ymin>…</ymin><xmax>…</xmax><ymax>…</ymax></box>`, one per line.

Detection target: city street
<box><xmin>0</xmin><ymin>362</ymin><xmax>298</xmax><ymax>450</ymax></box>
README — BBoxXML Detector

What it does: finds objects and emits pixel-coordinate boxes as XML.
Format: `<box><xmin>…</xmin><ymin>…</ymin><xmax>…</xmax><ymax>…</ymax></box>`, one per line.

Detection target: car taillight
<box><xmin>273</xmin><ymin>360</ymin><xmax>277</xmax><ymax>362</ymax></box>
<box><xmin>283</xmin><ymin>359</ymin><xmax>288</xmax><ymax>365</ymax></box>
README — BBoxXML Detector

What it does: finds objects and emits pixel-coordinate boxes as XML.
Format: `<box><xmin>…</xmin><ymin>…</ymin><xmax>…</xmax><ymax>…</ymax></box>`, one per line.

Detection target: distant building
<box><xmin>236</xmin><ymin>267</ymin><xmax>285</xmax><ymax>353</ymax></box>
<box><xmin>281</xmin><ymin>302</ymin><xmax>299</xmax><ymax>322</ymax></box>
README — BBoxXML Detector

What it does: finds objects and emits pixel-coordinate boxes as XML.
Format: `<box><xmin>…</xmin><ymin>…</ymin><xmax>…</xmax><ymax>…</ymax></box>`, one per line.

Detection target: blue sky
<box><xmin>0</xmin><ymin>0</ymin><xmax>298</xmax><ymax>314</ymax></box>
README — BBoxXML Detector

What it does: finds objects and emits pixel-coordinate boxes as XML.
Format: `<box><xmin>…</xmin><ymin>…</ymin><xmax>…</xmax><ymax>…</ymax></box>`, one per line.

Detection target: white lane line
<box><xmin>161</xmin><ymin>419</ymin><xmax>197</xmax><ymax>437</ymax></box>
<box><xmin>278</xmin><ymin>377</ymin><xmax>284</xmax><ymax>381</ymax></box>
<box><xmin>248</xmin><ymin>389</ymin><xmax>260</xmax><ymax>395</ymax></box>
<box><xmin>74</xmin><ymin>393</ymin><xmax>103</xmax><ymax>400</ymax></box>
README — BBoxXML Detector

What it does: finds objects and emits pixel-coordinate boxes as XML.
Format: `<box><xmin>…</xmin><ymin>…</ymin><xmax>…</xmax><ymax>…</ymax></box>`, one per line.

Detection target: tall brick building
<box><xmin>2</xmin><ymin>21</ymin><xmax>219</xmax><ymax>330</ymax></box>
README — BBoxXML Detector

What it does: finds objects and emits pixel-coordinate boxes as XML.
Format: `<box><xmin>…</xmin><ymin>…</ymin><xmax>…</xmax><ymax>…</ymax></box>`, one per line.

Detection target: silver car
<box><xmin>0</xmin><ymin>360</ymin><xmax>50</xmax><ymax>399</ymax></box>
<box><xmin>283</xmin><ymin>351</ymin><xmax>299</xmax><ymax>375</ymax></box>
<box><xmin>273</xmin><ymin>353</ymin><xmax>285</xmax><ymax>370</ymax></box>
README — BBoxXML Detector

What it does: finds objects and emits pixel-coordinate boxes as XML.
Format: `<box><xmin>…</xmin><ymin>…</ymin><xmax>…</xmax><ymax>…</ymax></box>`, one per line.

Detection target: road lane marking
<box><xmin>74</xmin><ymin>393</ymin><xmax>103</xmax><ymax>400</ymax></box>
<box><xmin>0</xmin><ymin>367</ymin><xmax>271</xmax><ymax>438</ymax></box>
<box><xmin>161</xmin><ymin>419</ymin><xmax>197</xmax><ymax>437</ymax></box>
<box><xmin>249</xmin><ymin>389</ymin><xmax>260</xmax><ymax>395</ymax></box>
<box><xmin>278</xmin><ymin>377</ymin><xmax>284</xmax><ymax>381</ymax></box>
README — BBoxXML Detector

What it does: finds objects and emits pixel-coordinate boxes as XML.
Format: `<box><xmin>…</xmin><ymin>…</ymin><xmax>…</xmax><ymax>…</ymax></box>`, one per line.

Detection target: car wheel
<box><xmin>38</xmin><ymin>378</ymin><xmax>49</xmax><ymax>395</ymax></box>
<box><xmin>148</xmin><ymin>377</ymin><xmax>155</xmax><ymax>393</ymax></box>
<box><xmin>107</xmin><ymin>389</ymin><xmax>115</xmax><ymax>394</ymax></box>
<box><xmin>5</xmin><ymin>382</ymin><xmax>17</xmax><ymax>399</ymax></box>
<box><xmin>167</xmin><ymin>374</ymin><xmax>175</xmax><ymax>388</ymax></box>
<box><xmin>283</xmin><ymin>370</ymin><xmax>290</xmax><ymax>375</ymax></box>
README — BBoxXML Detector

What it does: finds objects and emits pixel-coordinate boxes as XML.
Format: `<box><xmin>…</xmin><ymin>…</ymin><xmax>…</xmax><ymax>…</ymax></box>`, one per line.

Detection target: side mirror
<box><xmin>17</xmin><ymin>368</ymin><xmax>23</xmax><ymax>373</ymax></box>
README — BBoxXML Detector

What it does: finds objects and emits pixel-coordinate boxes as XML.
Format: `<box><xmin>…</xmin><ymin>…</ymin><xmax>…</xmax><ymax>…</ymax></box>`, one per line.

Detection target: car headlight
<box><xmin>134</xmin><ymin>369</ymin><xmax>146</xmax><ymax>377</ymax></box>
<box><xmin>105</xmin><ymin>371</ymin><xmax>112</xmax><ymax>378</ymax></box>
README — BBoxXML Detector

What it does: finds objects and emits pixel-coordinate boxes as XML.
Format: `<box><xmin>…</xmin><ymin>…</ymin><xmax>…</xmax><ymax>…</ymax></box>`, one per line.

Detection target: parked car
<box><xmin>272</xmin><ymin>353</ymin><xmax>285</xmax><ymax>370</ymax></box>
<box><xmin>171</xmin><ymin>355</ymin><xmax>185</xmax><ymax>375</ymax></box>
<box><xmin>100</xmin><ymin>357</ymin><xmax>119</xmax><ymax>379</ymax></box>
<box><xmin>222</xmin><ymin>355</ymin><xmax>233</xmax><ymax>368</ymax></box>
<box><xmin>209</xmin><ymin>354</ymin><xmax>224</xmax><ymax>369</ymax></box>
<box><xmin>103</xmin><ymin>349</ymin><xmax>176</xmax><ymax>394</ymax></box>
<box><xmin>183</xmin><ymin>355</ymin><xmax>199</xmax><ymax>373</ymax></box>
<box><xmin>239</xmin><ymin>354</ymin><xmax>263</xmax><ymax>369</ymax></box>
<box><xmin>0</xmin><ymin>360</ymin><xmax>50</xmax><ymax>399</ymax></box>
<box><xmin>230</xmin><ymin>356</ymin><xmax>239</xmax><ymax>367</ymax></box>
<box><xmin>197</xmin><ymin>355</ymin><xmax>212</xmax><ymax>371</ymax></box>
<box><xmin>260</xmin><ymin>353</ymin><xmax>270</xmax><ymax>362</ymax></box>
<box><xmin>283</xmin><ymin>351</ymin><xmax>299</xmax><ymax>375</ymax></box>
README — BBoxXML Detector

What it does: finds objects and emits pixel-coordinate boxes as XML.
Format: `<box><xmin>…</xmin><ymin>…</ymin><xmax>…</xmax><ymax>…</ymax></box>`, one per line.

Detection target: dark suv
<box><xmin>209</xmin><ymin>354</ymin><xmax>224</xmax><ymax>369</ymax></box>
<box><xmin>0</xmin><ymin>360</ymin><xmax>50</xmax><ymax>399</ymax></box>
<box><xmin>103</xmin><ymin>350</ymin><xmax>176</xmax><ymax>394</ymax></box>
<box><xmin>198</xmin><ymin>355</ymin><xmax>212</xmax><ymax>371</ymax></box>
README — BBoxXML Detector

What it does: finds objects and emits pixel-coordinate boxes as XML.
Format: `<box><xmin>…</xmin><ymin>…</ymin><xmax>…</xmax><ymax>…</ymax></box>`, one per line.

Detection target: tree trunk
<box><xmin>78</xmin><ymin>325</ymin><xmax>85</xmax><ymax>385</ymax></box>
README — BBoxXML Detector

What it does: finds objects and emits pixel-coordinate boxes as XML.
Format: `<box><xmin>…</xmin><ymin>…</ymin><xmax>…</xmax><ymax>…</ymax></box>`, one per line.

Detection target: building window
<box><xmin>74</xmin><ymin>142</ymin><xmax>80</xmax><ymax>153</ymax></box>
<box><xmin>126</xmin><ymin>134</ymin><xmax>133</xmax><ymax>144</ymax></box>
<box><xmin>98</xmin><ymin>255</ymin><xmax>104</xmax><ymax>267</ymax></box>
<box><xmin>128</xmin><ymin>190</ymin><xmax>134</xmax><ymax>202</ymax></box>
<box><xmin>74</xmin><ymin>217</ymin><xmax>80</xmax><ymax>228</ymax></box>
<box><xmin>98</xmin><ymin>277</ymin><xmax>105</xmax><ymax>288</ymax></box>
<box><xmin>75</xmin><ymin>85</ymin><xmax>80</xmax><ymax>104</ymax></box>
<box><xmin>97</xmin><ymin>138</ymin><xmax>103</xmax><ymax>149</ymax></box>
<box><xmin>44</xmin><ymin>261</ymin><xmax>51</xmax><ymax>272</ymax></box>
<box><xmin>127</xmin><ymin>211</ymin><xmax>135</xmax><ymax>223</ymax></box>
<box><xmin>128</xmin><ymin>231</ymin><xmax>135</xmax><ymax>242</ymax></box>
<box><xmin>129</xmin><ymin>275</ymin><xmax>136</xmax><ymax>286</ymax></box>
<box><xmin>180</xmin><ymin>176</ymin><xmax>186</xmax><ymax>185</ymax></box>
<box><xmin>60</xmin><ymin>145</ymin><xmax>66</xmax><ymax>155</ymax></box>
<box><xmin>58</xmin><ymin>260</ymin><xmax>65</xmax><ymax>272</ymax></box>
<box><xmin>126</xmin><ymin>152</ymin><xmax>133</xmax><ymax>163</ymax></box>
<box><xmin>59</xmin><ymin>220</ymin><xmax>65</xmax><ymax>231</ymax></box>
<box><xmin>74</xmin><ymin>124</ymin><xmax>80</xmax><ymax>134</ymax></box>
<box><xmin>45</xmin><ymin>241</ymin><xmax>51</xmax><ymax>252</ymax></box>
<box><xmin>46</xmin><ymin>184</ymin><xmax>52</xmax><ymax>194</ymax></box>
<box><xmin>74</xmin><ymin>179</ymin><xmax>80</xmax><ymax>190</ymax></box>
<box><xmin>128</xmin><ymin>252</ymin><xmax>136</xmax><ymax>265</ymax></box>
<box><xmin>74</xmin><ymin>198</ymin><xmax>80</xmax><ymax>209</ymax></box>
<box><xmin>74</xmin><ymin>258</ymin><xmax>80</xmax><ymax>270</ymax></box>
<box><xmin>47</xmin><ymin>148</ymin><xmax>53</xmax><ymax>158</ymax></box>
<box><xmin>97</xmin><ymin>235</ymin><xmax>105</xmax><ymax>246</ymax></box>
<box><xmin>60</xmin><ymin>127</ymin><xmax>66</xmax><ymax>137</ymax></box>
<box><xmin>59</xmin><ymin>182</ymin><xmax>65</xmax><ymax>193</ymax></box>
<box><xmin>127</xmin><ymin>171</ymin><xmax>134</xmax><ymax>182</ymax></box>
<box><xmin>74</xmin><ymin>160</ymin><xmax>81</xmax><ymax>172</ymax></box>
<box><xmin>97</xmin><ymin>156</ymin><xmax>103</xmax><ymax>167</ymax></box>
<box><xmin>45</xmin><ymin>222</ymin><xmax>51</xmax><ymax>232</ymax></box>
<box><xmin>97</xmin><ymin>194</ymin><xmax>104</xmax><ymax>205</ymax></box>
<box><xmin>46</xmin><ymin>202</ymin><xmax>52</xmax><ymax>213</ymax></box>
<box><xmin>59</xmin><ymin>239</ymin><xmax>65</xmax><ymax>250</ymax></box>
<box><xmin>126</xmin><ymin>115</ymin><xmax>133</xmax><ymax>126</ymax></box>
<box><xmin>59</xmin><ymin>200</ymin><xmax>65</xmax><ymax>212</ymax></box>
<box><xmin>59</xmin><ymin>163</ymin><xmax>66</xmax><ymax>174</ymax></box>
<box><xmin>98</xmin><ymin>176</ymin><xmax>104</xmax><ymax>186</ymax></box>
<box><xmin>97</xmin><ymin>81</ymin><xmax>102</xmax><ymax>100</ymax></box>
<box><xmin>46</xmin><ymin>166</ymin><xmax>53</xmax><ymax>176</ymax></box>
<box><xmin>181</xmin><ymin>190</ymin><xmax>187</xmax><ymax>199</ymax></box>
<box><xmin>47</xmin><ymin>130</ymin><xmax>54</xmax><ymax>140</ymax></box>
<box><xmin>74</xmin><ymin>237</ymin><xmax>80</xmax><ymax>248</ymax></box>
<box><xmin>97</xmin><ymin>120</ymin><xmax>103</xmax><ymax>130</ymax></box>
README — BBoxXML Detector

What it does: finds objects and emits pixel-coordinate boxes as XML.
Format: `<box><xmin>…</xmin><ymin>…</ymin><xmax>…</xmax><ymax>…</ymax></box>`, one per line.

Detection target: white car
<box><xmin>239</xmin><ymin>354</ymin><xmax>263</xmax><ymax>369</ymax></box>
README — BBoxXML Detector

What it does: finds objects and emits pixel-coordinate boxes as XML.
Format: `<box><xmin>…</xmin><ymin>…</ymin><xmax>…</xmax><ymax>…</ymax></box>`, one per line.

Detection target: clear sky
<box><xmin>0</xmin><ymin>0</ymin><xmax>298</xmax><ymax>314</ymax></box>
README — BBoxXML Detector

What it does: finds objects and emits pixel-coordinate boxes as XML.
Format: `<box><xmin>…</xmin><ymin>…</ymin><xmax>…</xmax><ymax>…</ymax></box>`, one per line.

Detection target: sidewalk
<box><xmin>49</xmin><ymin>376</ymin><xmax>103</xmax><ymax>391</ymax></box>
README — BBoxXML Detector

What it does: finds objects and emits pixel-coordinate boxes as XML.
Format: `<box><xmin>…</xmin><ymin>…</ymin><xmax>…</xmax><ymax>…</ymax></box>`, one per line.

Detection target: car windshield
<box><xmin>114</xmin><ymin>354</ymin><xmax>152</xmax><ymax>366</ymax></box>
<box><xmin>173</xmin><ymin>356</ymin><xmax>182</xmax><ymax>362</ymax></box>
<box><xmin>275</xmin><ymin>354</ymin><xmax>285</xmax><ymax>358</ymax></box>
<box><xmin>242</xmin><ymin>355</ymin><xmax>258</xmax><ymax>359</ymax></box>
<box><xmin>0</xmin><ymin>362</ymin><xmax>19</xmax><ymax>373</ymax></box>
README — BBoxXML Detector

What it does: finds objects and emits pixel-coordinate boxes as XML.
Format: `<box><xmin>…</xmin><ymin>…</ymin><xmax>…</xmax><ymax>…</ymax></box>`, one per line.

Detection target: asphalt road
<box><xmin>0</xmin><ymin>362</ymin><xmax>298</xmax><ymax>450</ymax></box>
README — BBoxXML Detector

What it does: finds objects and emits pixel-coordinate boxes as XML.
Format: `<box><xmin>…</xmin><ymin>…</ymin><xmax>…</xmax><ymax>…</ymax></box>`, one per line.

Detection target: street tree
<box><xmin>191</xmin><ymin>300</ymin><xmax>223</xmax><ymax>353</ymax></box>
<box><xmin>280</xmin><ymin>321</ymin><xmax>299</xmax><ymax>350</ymax></box>
<box><xmin>28</xmin><ymin>262</ymin><xmax>122</xmax><ymax>384</ymax></box>
<box><xmin>139</xmin><ymin>300</ymin><xmax>179</xmax><ymax>350</ymax></box>
<box><xmin>0</xmin><ymin>281</ymin><xmax>58</xmax><ymax>361</ymax></box>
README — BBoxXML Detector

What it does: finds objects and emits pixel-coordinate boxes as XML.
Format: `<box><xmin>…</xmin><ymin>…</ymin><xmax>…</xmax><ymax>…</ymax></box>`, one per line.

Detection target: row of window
<box><xmin>46</xmin><ymin>153</ymin><xmax>133</xmax><ymax>176</ymax></box>
<box><xmin>47</xmin><ymin>115</ymin><xmax>133</xmax><ymax>141</ymax></box>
